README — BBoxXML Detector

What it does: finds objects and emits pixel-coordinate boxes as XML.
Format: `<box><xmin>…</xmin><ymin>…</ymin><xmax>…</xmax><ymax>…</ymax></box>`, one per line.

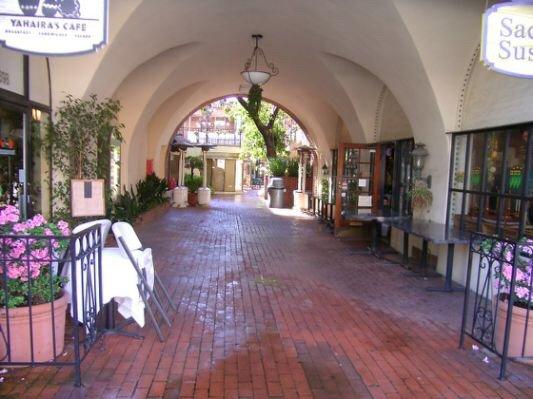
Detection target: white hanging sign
<box><xmin>481</xmin><ymin>1</ymin><xmax>533</xmax><ymax>78</ymax></box>
<box><xmin>0</xmin><ymin>0</ymin><xmax>108</xmax><ymax>56</ymax></box>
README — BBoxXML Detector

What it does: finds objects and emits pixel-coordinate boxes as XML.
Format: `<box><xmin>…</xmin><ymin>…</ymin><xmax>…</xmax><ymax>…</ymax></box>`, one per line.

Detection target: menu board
<box><xmin>71</xmin><ymin>179</ymin><xmax>105</xmax><ymax>217</ymax></box>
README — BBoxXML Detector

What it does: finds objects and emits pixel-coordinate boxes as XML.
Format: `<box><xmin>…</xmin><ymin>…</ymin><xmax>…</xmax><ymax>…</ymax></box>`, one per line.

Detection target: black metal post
<box><xmin>459</xmin><ymin>238</ymin><xmax>474</xmax><ymax>349</ymax></box>
<box><xmin>402</xmin><ymin>231</ymin><xmax>409</xmax><ymax>265</ymax></box>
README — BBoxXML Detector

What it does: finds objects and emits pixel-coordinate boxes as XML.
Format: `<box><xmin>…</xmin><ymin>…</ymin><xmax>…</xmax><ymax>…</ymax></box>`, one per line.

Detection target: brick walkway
<box><xmin>0</xmin><ymin>192</ymin><xmax>532</xmax><ymax>398</ymax></box>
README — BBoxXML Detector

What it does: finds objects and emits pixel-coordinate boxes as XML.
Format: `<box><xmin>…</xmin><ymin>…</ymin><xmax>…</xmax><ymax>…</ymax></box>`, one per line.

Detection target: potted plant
<box><xmin>407</xmin><ymin>180</ymin><xmax>433</xmax><ymax>217</ymax></box>
<box><xmin>186</xmin><ymin>156</ymin><xmax>204</xmax><ymax>176</ymax></box>
<box><xmin>484</xmin><ymin>237</ymin><xmax>533</xmax><ymax>359</ymax></box>
<box><xmin>268</xmin><ymin>157</ymin><xmax>287</xmax><ymax>178</ymax></box>
<box><xmin>184</xmin><ymin>175</ymin><xmax>203</xmax><ymax>207</ymax></box>
<box><xmin>0</xmin><ymin>205</ymin><xmax>71</xmax><ymax>362</ymax></box>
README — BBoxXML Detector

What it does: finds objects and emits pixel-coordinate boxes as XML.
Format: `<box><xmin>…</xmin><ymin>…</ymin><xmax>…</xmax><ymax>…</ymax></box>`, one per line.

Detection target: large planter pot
<box><xmin>0</xmin><ymin>293</ymin><xmax>68</xmax><ymax>363</ymax></box>
<box><xmin>188</xmin><ymin>192</ymin><xmax>199</xmax><ymax>207</ymax></box>
<box><xmin>494</xmin><ymin>296</ymin><xmax>533</xmax><ymax>362</ymax></box>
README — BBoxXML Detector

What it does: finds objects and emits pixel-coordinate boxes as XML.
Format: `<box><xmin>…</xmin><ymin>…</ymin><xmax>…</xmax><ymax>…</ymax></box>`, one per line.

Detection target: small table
<box><xmin>346</xmin><ymin>211</ymin><xmax>410</xmax><ymax>257</ymax></box>
<box><xmin>390</xmin><ymin>219</ymin><xmax>469</xmax><ymax>292</ymax></box>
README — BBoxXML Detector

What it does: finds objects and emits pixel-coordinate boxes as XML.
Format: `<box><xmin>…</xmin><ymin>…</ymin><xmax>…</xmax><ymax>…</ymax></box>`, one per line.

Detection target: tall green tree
<box><xmin>236</xmin><ymin>85</ymin><xmax>286</xmax><ymax>159</ymax></box>
<box><xmin>225</xmin><ymin>88</ymin><xmax>288</xmax><ymax>160</ymax></box>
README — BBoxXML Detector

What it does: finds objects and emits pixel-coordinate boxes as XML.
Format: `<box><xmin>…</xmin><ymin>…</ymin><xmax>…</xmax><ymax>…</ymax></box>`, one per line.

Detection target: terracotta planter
<box><xmin>494</xmin><ymin>296</ymin><xmax>533</xmax><ymax>362</ymax></box>
<box><xmin>0</xmin><ymin>293</ymin><xmax>68</xmax><ymax>363</ymax></box>
<box><xmin>188</xmin><ymin>192</ymin><xmax>198</xmax><ymax>207</ymax></box>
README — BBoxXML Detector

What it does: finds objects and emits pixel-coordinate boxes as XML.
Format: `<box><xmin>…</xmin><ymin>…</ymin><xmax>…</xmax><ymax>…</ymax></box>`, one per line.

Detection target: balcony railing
<box><xmin>175</xmin><ymin>129</ymin><xmax>242</xmax><ymax>147</ymax></box>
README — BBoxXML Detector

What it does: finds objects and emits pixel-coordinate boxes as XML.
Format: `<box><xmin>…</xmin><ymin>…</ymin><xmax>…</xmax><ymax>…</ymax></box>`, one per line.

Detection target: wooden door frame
<box><xmin>334</xmin><ymin>143</ymin><xmax>382</xmax><ymax>229</ymax></box>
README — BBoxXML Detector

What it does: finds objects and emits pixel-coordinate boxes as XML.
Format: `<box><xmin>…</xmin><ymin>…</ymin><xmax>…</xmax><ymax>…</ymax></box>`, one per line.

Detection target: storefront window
<box><xmin>447</xmin><ymin>124</ymin><xmax>532</xmax><ymax>239</ymax></box>
<box><xmin>0</xmin><ymin>105</ymin><xmax>24</xmax><ymax>211</ymax></box>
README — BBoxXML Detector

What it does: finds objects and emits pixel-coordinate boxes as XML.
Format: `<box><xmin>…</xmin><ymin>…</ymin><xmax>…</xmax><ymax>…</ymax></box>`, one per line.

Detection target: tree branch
<box><xmin>237</xmin><ymin>97</ymin><xmax>250</xmax><ymax>113</ymax></box>
<box><xmin>267</xmin><ymin>106</ymin><xmax>280</xmax><ymax>129</ymax></box>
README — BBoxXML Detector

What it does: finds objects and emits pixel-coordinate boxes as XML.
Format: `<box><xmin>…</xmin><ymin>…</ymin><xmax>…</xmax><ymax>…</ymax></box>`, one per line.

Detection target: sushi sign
<box><xmin>0</xmin><ymin>0</ymin><xmax>108</xmax><ymax>56</ymax></box>
<box><xmin>481</xmin><ymin>1</ymin><xmax>533</xmax><ymax>78</ymax></box>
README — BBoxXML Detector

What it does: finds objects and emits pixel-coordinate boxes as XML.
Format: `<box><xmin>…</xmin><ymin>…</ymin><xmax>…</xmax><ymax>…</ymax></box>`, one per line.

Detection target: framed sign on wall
<box><xmin>0</xmin><ymin>0</ymin><xmax>108</xmax><ymax>56</ymax></box>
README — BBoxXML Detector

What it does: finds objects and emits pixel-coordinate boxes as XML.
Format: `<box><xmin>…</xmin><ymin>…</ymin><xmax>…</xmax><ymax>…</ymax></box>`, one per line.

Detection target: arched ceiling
<box><xmin>48</xmin><ymin>0</ymin><xmax>488</xmax><ymax>221</ymax></box>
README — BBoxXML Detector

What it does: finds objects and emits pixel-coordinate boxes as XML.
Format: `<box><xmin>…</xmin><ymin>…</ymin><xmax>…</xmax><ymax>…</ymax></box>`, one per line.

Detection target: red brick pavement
<box><xmin>0</xmin><ymin>192</ymin><xmax>532</xmax><ymax>398</ymax></box>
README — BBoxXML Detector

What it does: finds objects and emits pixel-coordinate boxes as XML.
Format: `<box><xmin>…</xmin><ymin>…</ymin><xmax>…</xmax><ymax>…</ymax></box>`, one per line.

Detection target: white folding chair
<box><xmin>112</xmin><ymin>222</ymin><xmax>176</xmax><ymax>341</ymax></box>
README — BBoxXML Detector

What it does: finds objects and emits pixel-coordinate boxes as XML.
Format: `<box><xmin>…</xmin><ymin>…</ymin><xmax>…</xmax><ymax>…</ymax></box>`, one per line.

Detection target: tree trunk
<box><xmin>237</xmin><ymin>93</ymin><xmax>280</xmax><ymax>159</ymax></box>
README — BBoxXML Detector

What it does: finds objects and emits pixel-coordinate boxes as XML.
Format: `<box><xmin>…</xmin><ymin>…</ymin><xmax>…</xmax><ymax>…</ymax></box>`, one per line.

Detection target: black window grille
<box><xmin>446</xmin><ymin>123</ymin><xmax>533</xmax><ymax>240</ymax></box>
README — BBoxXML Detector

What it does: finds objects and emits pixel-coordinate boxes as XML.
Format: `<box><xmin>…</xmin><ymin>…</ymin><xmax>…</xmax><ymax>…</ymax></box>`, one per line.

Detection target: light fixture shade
<box><xmin>241</xmin><ymin>70</ymin><xmax>271</xmax><ymax>86</ymax></box>
<box><xmin>411</xmin><ymin>143</ymin><xmax>429</xmax><ymax>175</ymax></box>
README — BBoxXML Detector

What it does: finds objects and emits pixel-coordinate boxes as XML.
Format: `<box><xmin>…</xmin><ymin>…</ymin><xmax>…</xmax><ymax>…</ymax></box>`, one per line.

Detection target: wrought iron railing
<box><xmin>0</xmin><ymin>225</ymin><xmax>103</xmax><ymax>386</ymax></box>
<box><xmin>460</xmin><ymin>232</ymin><xmax>533</xmax><ymax>379</ymax></box>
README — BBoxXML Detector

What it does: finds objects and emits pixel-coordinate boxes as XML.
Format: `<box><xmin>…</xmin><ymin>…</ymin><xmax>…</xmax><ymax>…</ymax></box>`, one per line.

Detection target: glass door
<box><xmin>335</xmin><ymin>143</ymin><xmax>379</xmax><ymax>227</ymax></box>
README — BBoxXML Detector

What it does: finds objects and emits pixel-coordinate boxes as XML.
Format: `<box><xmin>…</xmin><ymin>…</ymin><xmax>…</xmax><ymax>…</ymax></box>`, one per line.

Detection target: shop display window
<box><xmin>447</xmin><ymin>125</ymin><xmax>532</xmax><ymax>239</ymax></box>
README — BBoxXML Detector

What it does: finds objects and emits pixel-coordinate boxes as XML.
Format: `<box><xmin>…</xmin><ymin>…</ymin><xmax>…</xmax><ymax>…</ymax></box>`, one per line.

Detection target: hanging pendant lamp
<box><xmin>241</xmin><ymin>34</ymin><xmax>279</xmax><ymax>86</ymax></box>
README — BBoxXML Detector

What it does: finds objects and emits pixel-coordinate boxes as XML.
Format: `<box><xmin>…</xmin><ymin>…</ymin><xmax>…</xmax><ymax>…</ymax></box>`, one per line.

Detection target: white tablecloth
<box><xmin>63</xmin><ymin>247</ymin><xmax>155</xmax><ymax>327</ymax></box>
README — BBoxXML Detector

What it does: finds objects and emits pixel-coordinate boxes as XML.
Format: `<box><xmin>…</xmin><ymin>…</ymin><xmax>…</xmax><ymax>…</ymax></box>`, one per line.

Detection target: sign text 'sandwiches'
<box><xmin>481</xmin><ymin>1</ymin><xmax>533</xmax><ymax>78</ymax></box>
<box><xmin>0</xmin><ymin>0</ymin><xmax>108</xmax><ymax>56</ymax></box>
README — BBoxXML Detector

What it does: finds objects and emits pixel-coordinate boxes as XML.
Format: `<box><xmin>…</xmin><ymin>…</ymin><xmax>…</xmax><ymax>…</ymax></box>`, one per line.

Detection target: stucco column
<box><xmin>297</xmin><ymin>151</ymin><xmax>304</xmax><ymax>192</ymax></box>
<box><xmin>302</xmin><ymin>152</ymin><xmax>309</xmax><ymax>192</ymax></box>
<box><xmin>176</xmin><ymin>151</ymin><xmax>182</xmax><ymax>186</ymax></box>
<box><xmin>179</xmin><ymin>149</ymin><xmax>186</xmax><ymax>186</ymax></box>
<box><xmin>202</xmin><ymin>149</ymin><xmax>208</xmax><ymax>188</ymax></box>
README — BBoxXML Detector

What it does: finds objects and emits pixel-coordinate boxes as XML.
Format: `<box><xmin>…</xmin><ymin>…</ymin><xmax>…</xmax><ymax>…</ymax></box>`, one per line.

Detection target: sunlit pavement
<box><xmin>0</xmin><ymin>190</ymin><xmax>532</xmax><ymax>398</ymax></box>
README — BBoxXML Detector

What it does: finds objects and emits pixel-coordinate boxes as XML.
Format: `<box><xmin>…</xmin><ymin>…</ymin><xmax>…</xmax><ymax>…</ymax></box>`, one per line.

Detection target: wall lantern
<box><xmin>31</xmin><ymin>108</ymin><xmax>42</xmax><ymax>122</ymax></box>
<box><xmin>322</xmin><ymin>164</ymin><xmax>329</xmax><ymax>176</ymax></box>
<box><xmin>411</xmin><ymin>143</ymin><xmax>431</xmax><ymax>187</ymax></box>
<box><xmin>241</xmin><ymin>34</ymin><xmax>279</xmax><ymax>86</ymax></box>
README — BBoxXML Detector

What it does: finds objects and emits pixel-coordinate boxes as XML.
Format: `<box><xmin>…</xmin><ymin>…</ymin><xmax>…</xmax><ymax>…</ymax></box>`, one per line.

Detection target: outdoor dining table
<box><xmin>345</xmin><ymin>210</ymin><xmax>410</xmax><ymax>257</ymax></box>
<box><xmin>389</xmin><ymin>218</ymin><xmax>469</xmax><ymax>292</ymax></box>
<box><xmin>63</xmin><ymin>247</ymin><xmax>155</xmax><ymax>328</ymax></box>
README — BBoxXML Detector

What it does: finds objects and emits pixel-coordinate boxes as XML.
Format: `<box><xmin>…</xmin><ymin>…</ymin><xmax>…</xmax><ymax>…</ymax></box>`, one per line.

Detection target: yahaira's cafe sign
<box><xmin>0</xmin><ymin>0</ymin><xmax>108</xmax><ymax>56</ymax></box>
<box><xmin>481</xmin><ymin>1</ymin><xmax>533</xmax><ymax>78</ymax></box>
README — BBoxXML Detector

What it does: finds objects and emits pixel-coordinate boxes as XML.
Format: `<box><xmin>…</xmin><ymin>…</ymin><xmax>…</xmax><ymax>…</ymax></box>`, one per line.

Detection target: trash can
<box><xmin>267</xmin><ymin>177</ymin><xmax>285</xmax><ymax>208</ymax></box>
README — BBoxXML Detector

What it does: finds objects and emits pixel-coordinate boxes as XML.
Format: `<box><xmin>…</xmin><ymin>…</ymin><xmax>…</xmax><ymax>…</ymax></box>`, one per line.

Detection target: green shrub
<box><xmin>111</xmin><ymin>173</ymin><xmax>169</xmax><ymax>223</ymax></box>
<box><xmin>268</xmin><ymin>157</ymin><xmax>287</xmax><ymax>177</ymax></box>
<box><xmin>112</xmin><ymin>186</ymin><xmax>141</xmax><ymax>223</ymax></box>
<box><xmin>286</xmin><ymin>158</ymin><xmax>299</xmax><ymax>177</ymax></box>
<box><xmin>186</xmin><ymin>156</ymin><xmax>203</xmax><ymax>176</ymax></box>
<box><xmin>184</xmin><ymin>174</ymin><xmax>203</xmax><ymax>193</ymax></box>
<box><xmin>136</xmin><ymin>173</ymin><xmax>168</xmax><ymax>212</ymax></box>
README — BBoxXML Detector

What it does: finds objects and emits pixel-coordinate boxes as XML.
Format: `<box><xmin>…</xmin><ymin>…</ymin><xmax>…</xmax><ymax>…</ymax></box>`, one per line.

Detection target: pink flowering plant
<box><xmin>0</xmin><ymin>205</ymin><xmax>70</xmax><ymax>308</ymax></box>
<box><xmin>482</xmin><ymin>237</ymin><xmax>533</xmax><ymax>309</ymax></box>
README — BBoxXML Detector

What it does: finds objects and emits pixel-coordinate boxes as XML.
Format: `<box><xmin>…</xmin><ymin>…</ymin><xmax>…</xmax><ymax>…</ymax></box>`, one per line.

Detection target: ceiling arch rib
<box><xmin>46</xmin><ymin>0</ymin><xmax>476</xmax><ymax>222</ymax></box>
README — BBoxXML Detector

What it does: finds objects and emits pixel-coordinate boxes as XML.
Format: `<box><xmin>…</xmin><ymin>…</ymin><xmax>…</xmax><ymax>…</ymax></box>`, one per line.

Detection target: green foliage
<box><xmin>111</xmin><ymin>174</ymin><xmax>168</xmax><ymax>223</ymax></box>
<box><xmin>0</xmin><ymin>270</ymin><xmax>66</xmax><ymax>308</ymax></box>
<box><xmin>247</xmin><ymin>84</ymin><xmax>263</xmax><ymax>116</ymax></box>
<box><xmin>268</xmin><ymin>157</ymin><xmax>287</xmax><ymax>177</ymax></box>
<box><xmin>184</xmin><ymin>174</ymin><xmax>203</xmax><ymax>193</ymax></box>
<box><xmin>135</xmin><ymin>173</ymin><xmax>168</xmax><ymax>212</ymax></box>
<box><xmin>44</xmin><ymin>94</ymin><xmax>124</xmax><ymax>222</ymax></box>
<box><xmin>111</xmin><ymin>186</ymin><xmax>141</xmax><ymax>223</ymax></box>
<box><xmin>186</xmin><ymin>156</ymin><xmax>204</xmax><ymax>176</ymax></box>
<box><xmin>321</xmin><ymin>177</ymin><xmax>329</xmax><ymax>203</ymax></box>
<box><xmin>407</xmin><ymin>180</ymin><xmax>433</xmax><ymax>211</ymax></box>
<box><xmin>225</xmin><ymin>101</ymin><xmax>288</xmax><ymax>160</ymax></box>
<box><xmin>286</xmin><ymin>158</ymin><xmax>299</xmax><ymax>177</ymax></box>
